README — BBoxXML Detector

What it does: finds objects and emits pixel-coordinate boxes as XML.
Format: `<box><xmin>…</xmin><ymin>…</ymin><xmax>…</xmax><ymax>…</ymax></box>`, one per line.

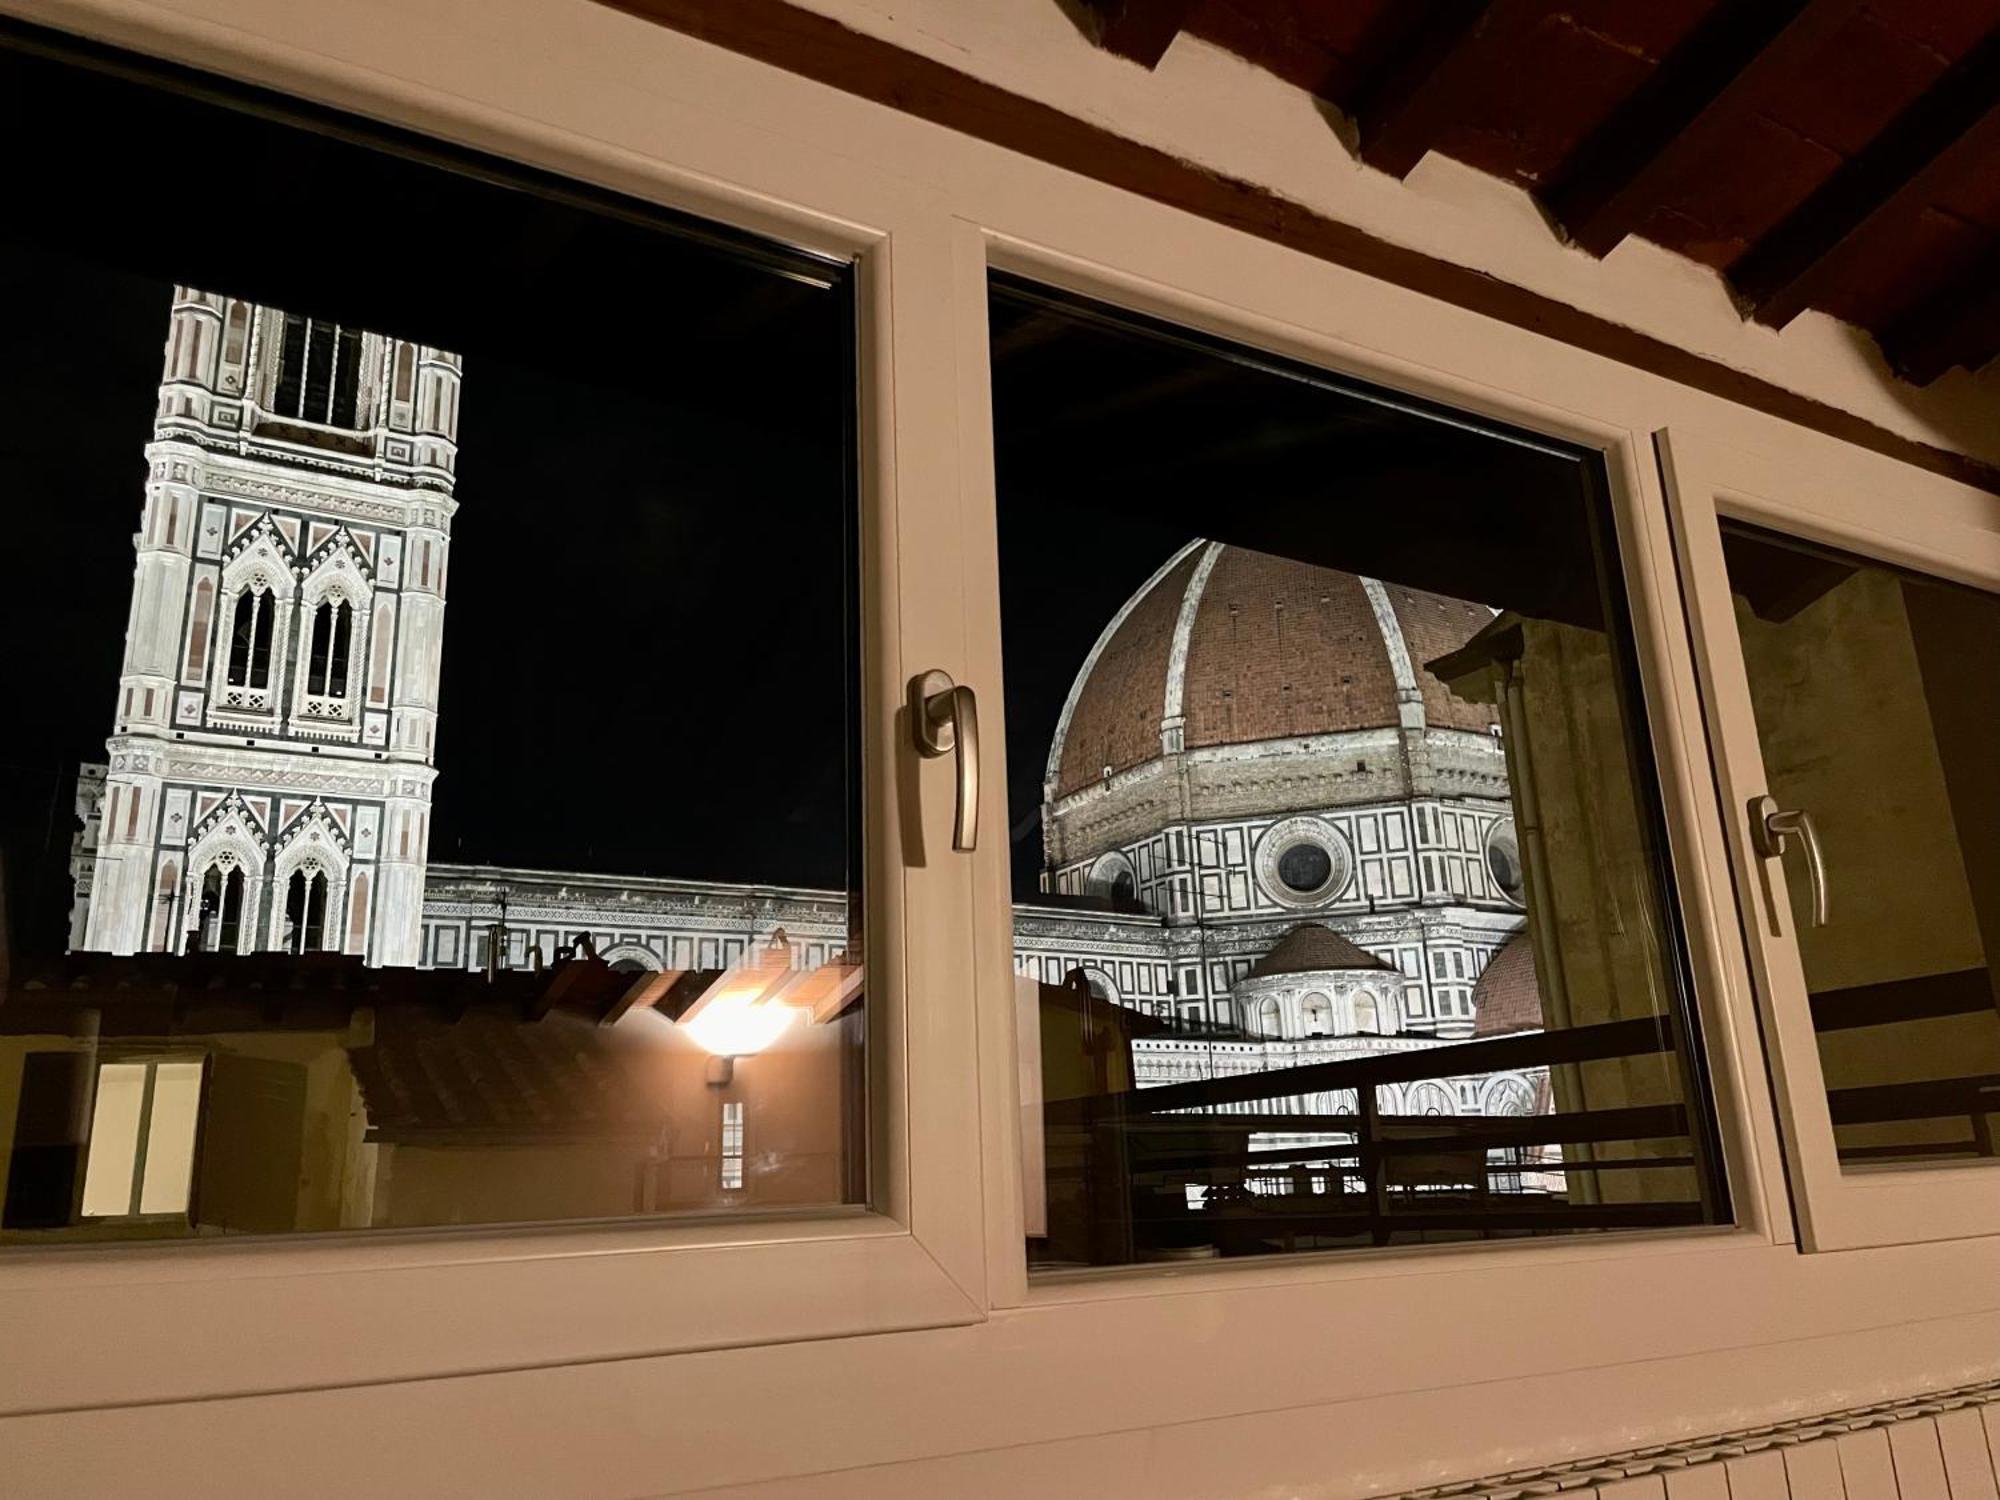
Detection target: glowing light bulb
<box><xmin>684</xmin><ymin>995</ymin><xmax>799</xmax><ymax>1058</ymax></box>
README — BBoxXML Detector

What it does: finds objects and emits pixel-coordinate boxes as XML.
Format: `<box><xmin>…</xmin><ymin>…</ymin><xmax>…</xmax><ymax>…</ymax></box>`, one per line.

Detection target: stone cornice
<box><xmin>149</xmin><ymin>440</ymin><xmax>458</xmax><ymax>529</ymax></box>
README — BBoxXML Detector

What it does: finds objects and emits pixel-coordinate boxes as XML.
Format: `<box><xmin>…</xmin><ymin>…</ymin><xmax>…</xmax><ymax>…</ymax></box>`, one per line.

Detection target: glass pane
<box><xmin>79</xmin><ymin>1065</ymin><xmax>147</xmax><ymax>1218</ymax></box>
<box><xmin>992</xmin><ymin>279</ymin><xmax>1727</xmax><ymax>1269</ymax></box>
<box><xmin>1721</xmin><ymin>523</ymin><xmax>2000</xmax><ymax>1171</ymax></box>
<box><xmin>138</xmin><ymin>1062</ymin><xmax>204</xmax><ymax>1214</ymax></box>
<box><xmin>0</xmin><ymin>37</ymin><xmax>864</xmax><ymax>1243</ymax></box>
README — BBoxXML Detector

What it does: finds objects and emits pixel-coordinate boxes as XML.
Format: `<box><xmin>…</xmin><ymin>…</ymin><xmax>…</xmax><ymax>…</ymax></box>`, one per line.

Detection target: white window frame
<box><xmin>1659</xmin><ymin>428</ymin><xmax>2000</xmax><ymax>1251</ymax></box>
<box><xmin>78</xmin><ymin>1057</ymin><xmax>206</xmax><ymax>1222</ymax></box>
<box><xmin>7</xmin><ymin>1</ymin><xmax>2000</xmax><ymax>1489</ymax></box>
<box><xmin>0</xmin><ymin>4</ymin><xmax>988</xmax><ymax>1416</ymax></box>
<box><xmin>952</xmin><ymin>227</ymin><xmax>1789</xmax><ymax>1308</ymax></box>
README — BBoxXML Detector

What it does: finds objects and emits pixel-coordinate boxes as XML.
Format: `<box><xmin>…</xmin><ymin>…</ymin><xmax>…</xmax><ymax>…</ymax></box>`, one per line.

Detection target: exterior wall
<box><xmin>1045</xmin><ymin>789</ymin><xmax>1523</xmax><ymax>1033</ymax></box>
<box><xmin>782</xmin><ymin>0</ymin><xmax>2000</xmax><ymax>469</ymax></box>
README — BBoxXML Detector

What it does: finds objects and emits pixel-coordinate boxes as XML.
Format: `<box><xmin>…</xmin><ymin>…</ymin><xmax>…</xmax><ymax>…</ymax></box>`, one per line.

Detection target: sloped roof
<box><xmin>349</xmin><ymin>1006</ymin><xmax>681</xmax><ymax>1142</ymax></box>
<box><xmin>1247</xmin><ymin>923</ymin><xmax>1396</xmax><ymax>979</ymax></box>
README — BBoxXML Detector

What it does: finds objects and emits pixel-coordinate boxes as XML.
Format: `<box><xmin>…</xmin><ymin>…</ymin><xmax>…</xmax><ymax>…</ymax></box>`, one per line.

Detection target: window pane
<box><xmin>80</xmin><ymin>1064</ymin><xmax>147</xmax><ymax>1218</ymax></box>
<box><xmin>992</xmin><ymin>279</ymin><xmax>1726</xmax><ymax>1269</ymax></box>
<box><xmin>1721</xmin><ymin>524</ymin><xmax>2000</xmax><ymax>1171</ymax></box>
<box><xmin>0</xmin><ymin>36</ymin><xmax>863</xmax><ymax>1243</ymax></box>
<box><xmin>138</xmin><ymin>1062</ymin><xmax>204</xmax><ymax>1214</ymax></box>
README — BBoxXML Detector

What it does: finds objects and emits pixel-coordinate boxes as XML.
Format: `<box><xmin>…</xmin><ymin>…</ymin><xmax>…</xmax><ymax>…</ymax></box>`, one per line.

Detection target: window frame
<box><xmin>7</xmin><ymin>2</ymin><xmax>2000</xmax><ymax>1485</ymax></box>
<box><xmin>952</xmin><ymin>227</ymin><xmax>1792</xmax><ymax>1308</ymax></box>
<box><xmin>76</xmin><ymin>1055</ymin><xmax>208</xmax><ymax>1224</ymax></box>
<box><xmin>0</xmin><ymin>13</ymin><xmax>987</xmax><ymax>1416</ymax></box>
<box><xmin>1658</xmin><ymin>427</ymin><xmax>2000</xmax><ymax>1252</ymax></box>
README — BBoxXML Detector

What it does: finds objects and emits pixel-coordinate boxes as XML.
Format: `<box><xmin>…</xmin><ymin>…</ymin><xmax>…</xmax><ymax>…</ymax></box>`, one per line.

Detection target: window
<box><xmin>225</xmin><ymin>584</ymin><xmax>276</xmax><ymax>690</ymax></box>
<box><xmin>79</xmin><ymin>1061</ymin><xmax>203</xmax><ymax>1219</ymax></box>
<box><xmin>196</xmin><ymin>864</ymin><xmax>248</xmax><ymax>954</ymax></box>
<box><xmin>1720</xmin><ymin>524</ymin><xmax>2000</xmax><ymax>1174</ymax></box>
<box><xmin>392</xmin><ymin>340</ymin><xmax>415</xmax><ymax>403</ymax></box>
<box><xmin>305</xmin><ymin>599</ymin><xmax>353</xmax><ymax>697</ymax></box>
<box><xmin>720</xmin><ymin>1101</ymin><xmax>745</xmax><ymax>1190</ymax></box>
<box><xmin>222</xmin><ymin>299</ymin><xmax>249</xmax><ymax>368</ymax></box>
<box><xmin>996</xmin><ymin>279</ymin><xmax>1726</xmax><ymax>1269</ymax></box>
<box><xmin>0</xmin><ymin>34</ymin><xmax>866</xmax><ymax>1247</ymax></box>
<box><xmin>1277</xmin><ymin>842</ymin><xmax>1331</xmax><ymax>893</ymax></box>
<box><xmin>272</xmin><ymin>315</ymin><xmax>364</xmax><ymax>427</ymax></box>
<box><xmin>283</xmin><ymin>868</ymin><xmax>328</xmax><ymax>953</ymax></box>
<box><xmin>1485</xmin><ymin>817</ymin><xmax>1526</xmax><ymax>906</ymax></box>
<box><xmin>1255</xmin><ymin>818</ymin><xmax>1352</xmax><ymax>909</ymax></box>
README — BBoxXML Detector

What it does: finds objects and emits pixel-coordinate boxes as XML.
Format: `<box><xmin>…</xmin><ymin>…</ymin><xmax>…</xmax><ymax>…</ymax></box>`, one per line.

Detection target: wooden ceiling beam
<box><xmin>1731</xmin><ymin>28</ymin><xmax>2000</xmax><ymax>330</ymax></box>
<box><xmin>1087</xmin><ymin>0</ymin><xmax>1202</xmax><ymax>70</ymax></box>
<box><xmin>1346</xmin><ymin>0</ymin><xmax>1501</xmax><ymax>180</ymax></box>
<box><xmin>1547</xmin><ymin>0</ymin><xmax>1861</xmax><ymax>259</ymax></box>
<box><xmin>1881</xmin><ymin>248</ymin><xmax>2000</xmax><ymax>386</ymax></box>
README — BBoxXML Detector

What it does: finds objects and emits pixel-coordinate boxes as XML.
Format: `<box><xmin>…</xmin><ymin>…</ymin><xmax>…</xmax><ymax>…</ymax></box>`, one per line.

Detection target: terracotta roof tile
<box><xmin>1183</xmin><ymin>551</ymin><xmax>1397</xmax><ymax>750</ymax></box>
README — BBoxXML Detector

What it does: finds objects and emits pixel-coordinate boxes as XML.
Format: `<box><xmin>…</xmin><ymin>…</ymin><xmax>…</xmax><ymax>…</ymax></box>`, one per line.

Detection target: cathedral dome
<box><xmin>1046</xmin><ymin>540</ymin><xmax>1499</xmax><ymax>802</ymax></box>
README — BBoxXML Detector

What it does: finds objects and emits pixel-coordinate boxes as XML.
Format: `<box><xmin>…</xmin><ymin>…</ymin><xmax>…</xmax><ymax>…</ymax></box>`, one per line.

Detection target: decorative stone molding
<box><xmin>1383</xmin><ymin>1376</ymin><xmax>2000</xmax><ymax>1498</ymax></box>
<box><xmin>1252</xmin><ymin>814</ymin><xmax>1354</xmax><ymax>910</ymax></box>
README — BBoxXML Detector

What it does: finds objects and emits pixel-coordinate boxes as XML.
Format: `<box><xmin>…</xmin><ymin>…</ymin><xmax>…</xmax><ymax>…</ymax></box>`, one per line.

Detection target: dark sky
<box><xmin>0</xmin><ymin>38</ymin><xmax>1623</xmax><ymax>953</ymax></box>
<box><xmin>988</xmin><ymin>281</ymin><xmax>1615</xmax><ymax>896</ymax></box>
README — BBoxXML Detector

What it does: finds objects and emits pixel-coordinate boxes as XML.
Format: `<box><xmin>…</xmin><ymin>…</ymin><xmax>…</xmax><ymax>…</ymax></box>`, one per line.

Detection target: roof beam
<box><xmin>1346</xmin><ymin>0</ymin><xmax>1499</xmax><ymax>179</ymax></box>
<box><xmin>1547</xmin><ymin>0</ymin><xmax>1860</xmax><ymax>258</ymax></box>
<box><xmin>1881</xmin><ymin>248</ymin><xmax>2000</xmax><ymax>386</ymax></box>
<box><xmin>1731</xmin><ymin>27</ymin><xmax>2000</xmax><ymax>329</ymax></box>
<box><xmin>1087</xmin><ymin>0</ymin><xmax>1201</xmax><ymax>70</ymax></box>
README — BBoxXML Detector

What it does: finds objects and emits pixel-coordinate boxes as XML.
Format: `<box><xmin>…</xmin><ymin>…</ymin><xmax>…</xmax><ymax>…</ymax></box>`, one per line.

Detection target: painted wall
<box><xmin>786</xmin><ymin>0</ymin><xmax>2000</xmax><ymax>470</ymax></box>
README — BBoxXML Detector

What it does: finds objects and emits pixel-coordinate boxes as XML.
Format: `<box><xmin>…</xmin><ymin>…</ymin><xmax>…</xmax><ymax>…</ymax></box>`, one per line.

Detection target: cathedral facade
<box><xmin>75</xmin><ymin>293</ymin><xmax>1544</xmax><ymax>1120</ymax></box>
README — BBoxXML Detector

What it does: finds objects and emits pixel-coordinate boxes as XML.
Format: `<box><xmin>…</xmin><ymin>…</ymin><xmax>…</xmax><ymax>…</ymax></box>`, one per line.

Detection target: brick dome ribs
<box><xmin>1049</xmin><ymin>541</ymin><xmax>1500</xmax><ymax>810</ymax></box>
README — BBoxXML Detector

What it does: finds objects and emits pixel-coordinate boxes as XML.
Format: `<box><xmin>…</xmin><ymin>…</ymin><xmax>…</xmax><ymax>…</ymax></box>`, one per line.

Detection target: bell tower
<box><xmin>79</xmin><ymin>287</ymin><xmax>463</xmax><ymax>965</ymax></box>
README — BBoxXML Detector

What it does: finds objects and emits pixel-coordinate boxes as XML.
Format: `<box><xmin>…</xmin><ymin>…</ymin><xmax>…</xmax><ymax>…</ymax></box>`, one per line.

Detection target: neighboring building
<box><xmin>72</xmin><ymin>293</ymin><xmax>1546</xmax><ymax>1125</ymax></box>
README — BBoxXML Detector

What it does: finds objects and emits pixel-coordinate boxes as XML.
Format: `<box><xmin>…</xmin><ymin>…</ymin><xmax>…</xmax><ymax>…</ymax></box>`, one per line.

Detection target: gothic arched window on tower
<box><xmin>225</xmin><ymin>583</ymin><xmax>277</xmax><ymax>692</ymax></box>
<box><xmin>222</xmin><ymin>299</ymin><xmax>249</xmax><ymax>369</ymax></box>
<box><xmin>306</xmin><ymin>598</ymin><xmax>357</xmax><ymax>701</ymax></box>
<box><xmin>210</xmin><ymin>865</ymin><xmax>246</xmax><ymax>954</ymax></box>
<box><xmin>250</xmin><ymin>588</ymin><xmax>275</xmax><ymax>688</ymax></box>
<box><xmin>273</xmin><ymin>314</ymin><xmax>365</xmax><ymax>428</ymax></box>
<box><xmin>328</xmin><ymin>600</ymin><xmax>353</xmax><ymax>696</ymax></box>
<box><xmin>392</xmin><ymin>340</ymin><xmax>415</xmax><ymax>403</ymax></box>
<box><xmin>285</xmin><ymin>868</ymin><xmax>328</xmax><ymax>954</ymax></box>
<box><xmin>306</xmin><ymin>600</ymin><xmax>331</xmax><ymax>695</ymax></box>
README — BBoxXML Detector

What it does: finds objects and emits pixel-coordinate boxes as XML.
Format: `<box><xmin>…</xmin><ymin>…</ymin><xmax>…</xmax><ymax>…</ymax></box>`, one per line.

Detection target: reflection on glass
<box><xmin>0</xmin><ymin>38</ymin><xmax>862</xmax><ymax>1242</ymax></box>
<box><xmin>1722</xmin><ymin>524</ymin><xmax>2000</xmax><ymax>1170</ymax></box>
<box><xmin>993</xmin><ymin>279</ymin><xmax>1726</xmax><ymax>1268</ymax></box>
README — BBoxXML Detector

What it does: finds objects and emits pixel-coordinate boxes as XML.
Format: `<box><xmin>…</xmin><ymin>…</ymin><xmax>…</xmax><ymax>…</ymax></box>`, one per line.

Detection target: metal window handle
<box><xmin>911</xmin><ymin>670</ymin><xmax>979</xmax><ymax>853</ymax></box>
<box><xmin>1749</xmin><ymin>794</ymin><xmax>1828</xmax><ymax>928</ymax></box>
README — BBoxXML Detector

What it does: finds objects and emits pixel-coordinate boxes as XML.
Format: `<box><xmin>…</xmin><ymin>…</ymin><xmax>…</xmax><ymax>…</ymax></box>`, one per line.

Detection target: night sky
<box><xmin>0</xmin><ymin>38</ymin><xmax>1623</xmax><ymax>957</ymax></box>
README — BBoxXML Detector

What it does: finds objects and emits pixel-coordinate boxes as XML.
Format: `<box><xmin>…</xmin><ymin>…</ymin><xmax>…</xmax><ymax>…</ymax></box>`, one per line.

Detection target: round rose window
<box><xmin>1253</xmin><ymin>817</ymin><xmax>1352</xmax><ymax>909</ymax></box>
